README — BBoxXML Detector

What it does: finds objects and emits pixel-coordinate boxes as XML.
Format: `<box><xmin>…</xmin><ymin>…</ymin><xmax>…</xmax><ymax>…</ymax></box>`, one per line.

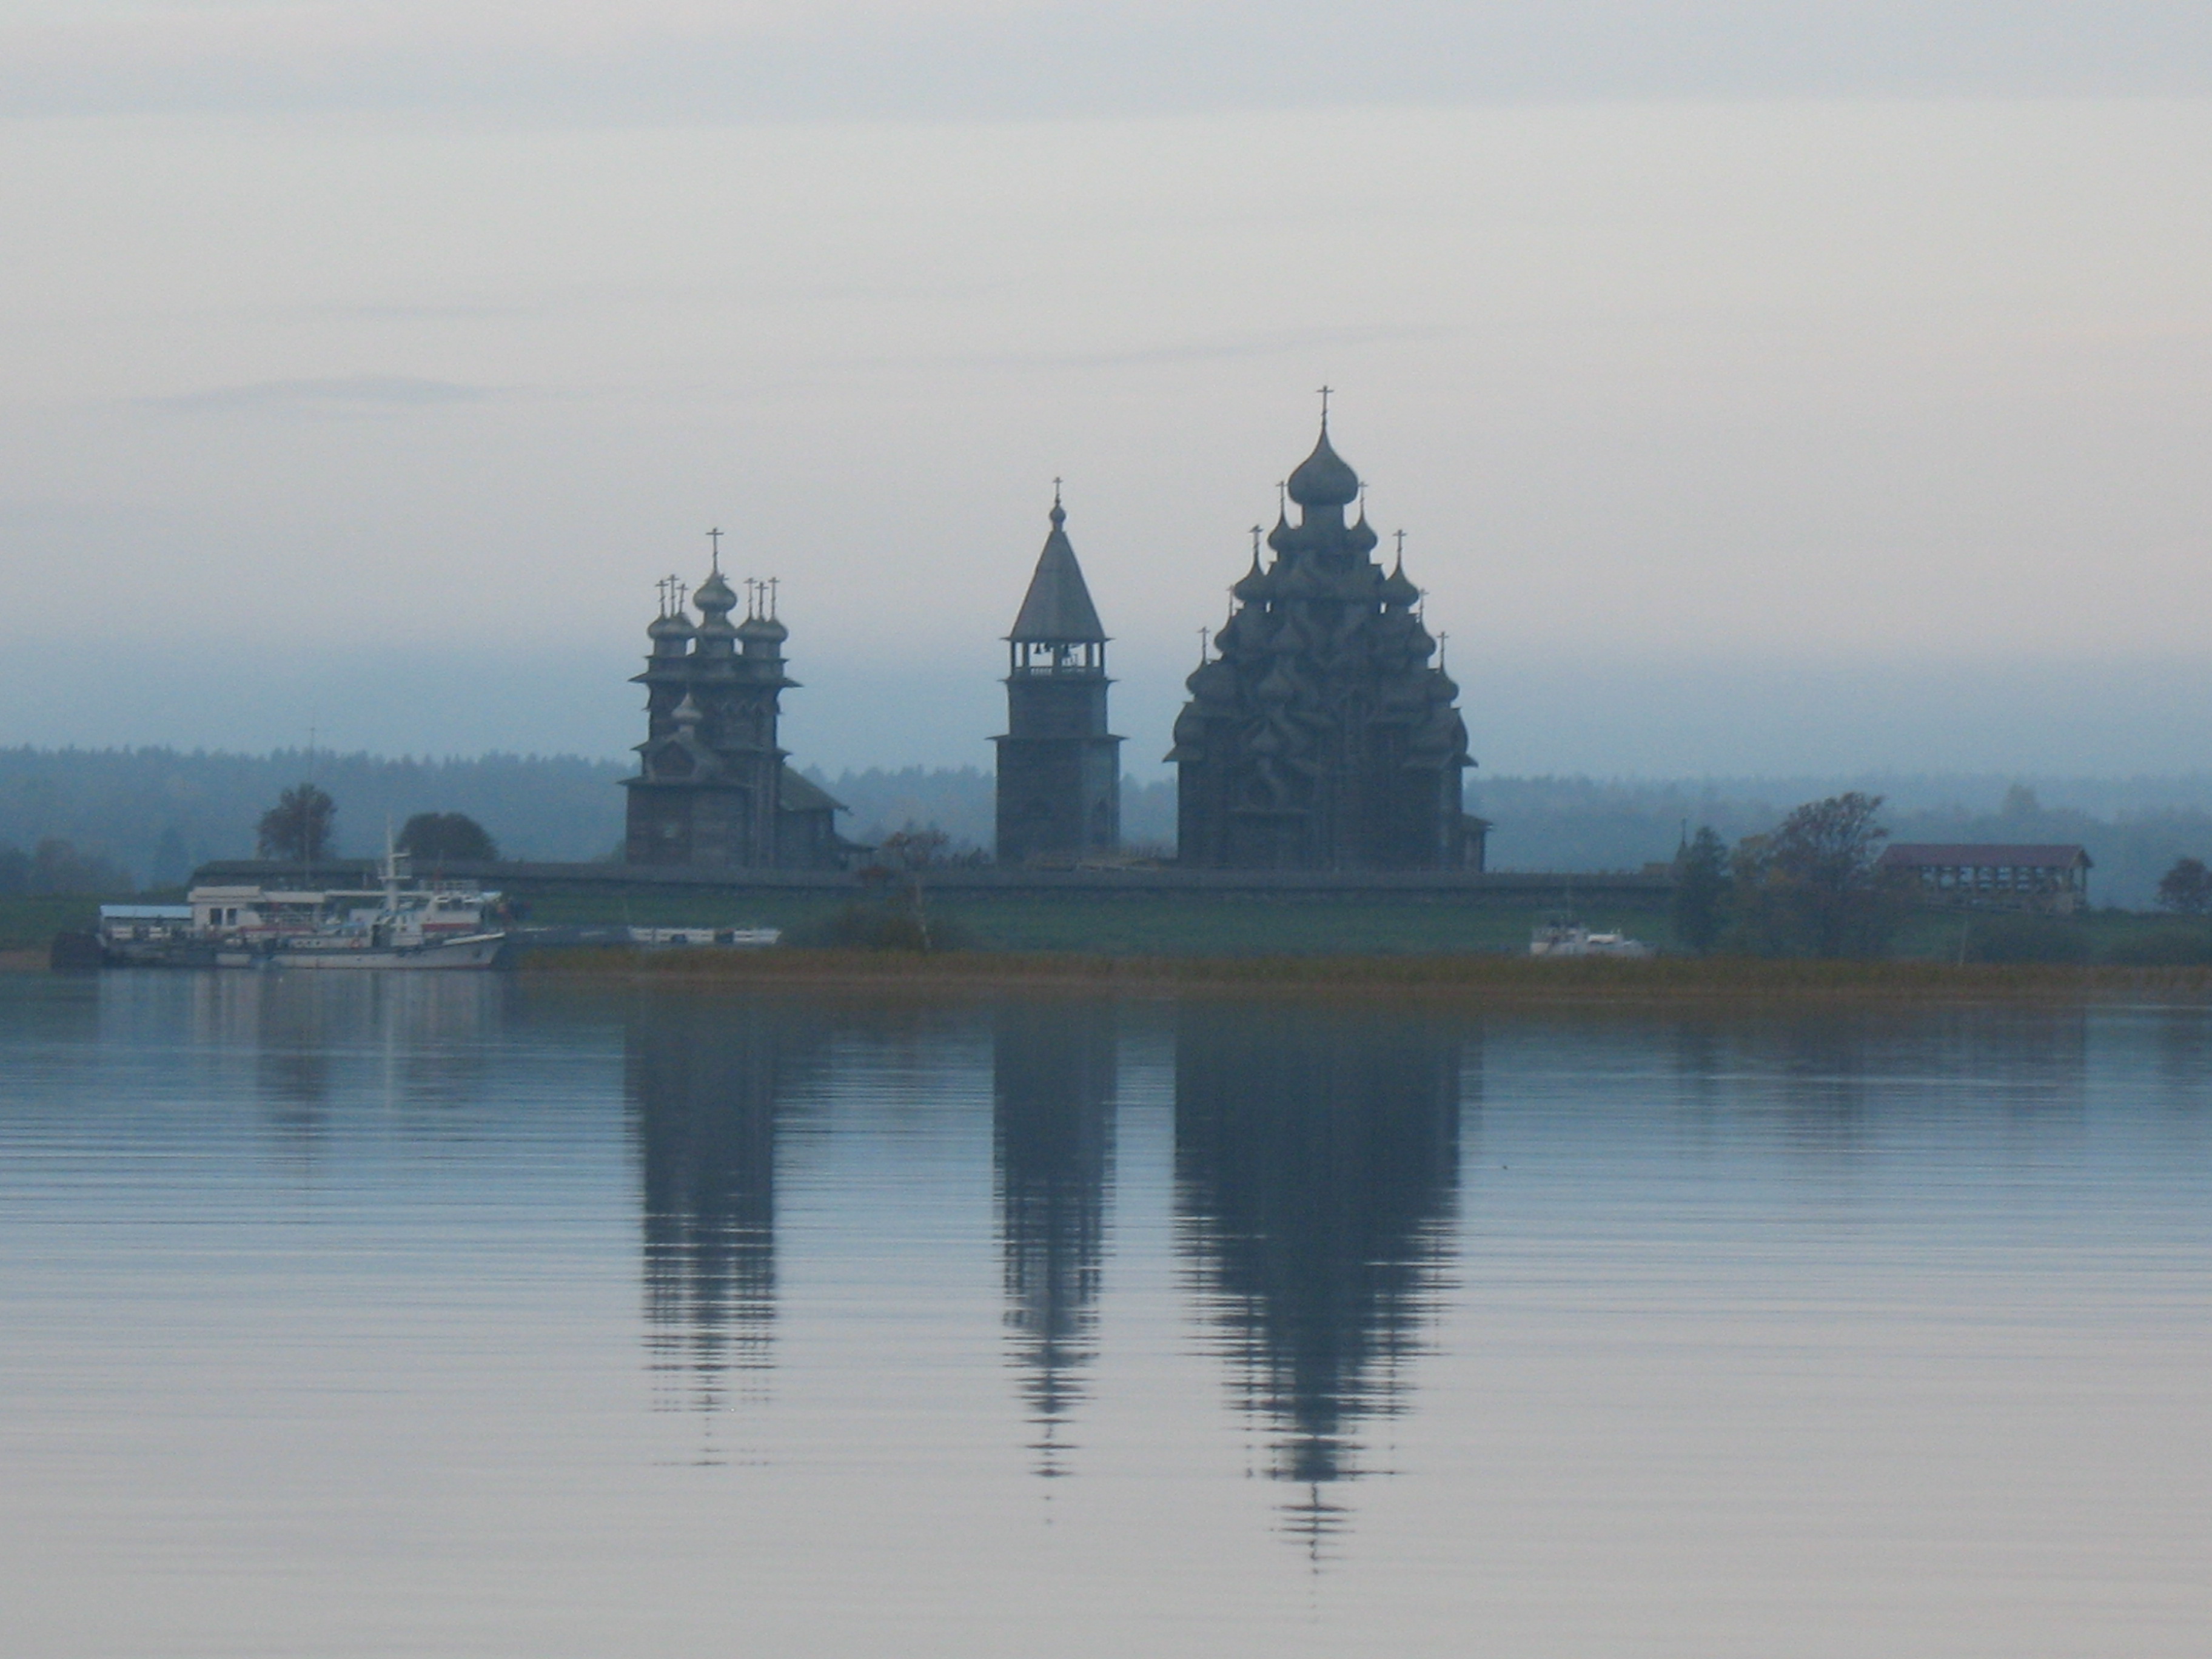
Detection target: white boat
<box><xmin>1530</xmin><ymin>922</ymin><xmax>1654</xmax><ymax>959</ymax></box>
<box><xmin>104</xmin><ymin>836</ymin><xmax>508</xmax><ymax>970</ymax></box>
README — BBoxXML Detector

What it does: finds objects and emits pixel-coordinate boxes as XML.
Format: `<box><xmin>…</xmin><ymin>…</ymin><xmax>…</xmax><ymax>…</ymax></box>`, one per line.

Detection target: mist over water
<box><xmin>2</xmin><ymin>971</ymin><xmax>2208</xmax><ymax>1654</ymax></box>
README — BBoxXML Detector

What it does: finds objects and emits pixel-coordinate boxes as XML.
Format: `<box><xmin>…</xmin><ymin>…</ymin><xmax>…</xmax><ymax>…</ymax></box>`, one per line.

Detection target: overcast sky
<box><xmin>3</xmin><ymin>2</ymin><xmax>2210</xmax><ymax>777</ymax></box>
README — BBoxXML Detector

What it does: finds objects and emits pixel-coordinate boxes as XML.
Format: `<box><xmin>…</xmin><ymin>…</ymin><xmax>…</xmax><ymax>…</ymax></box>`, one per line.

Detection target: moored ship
<box><xmin>92</xmin><ymin>843</ymin><xmax>507</xmax><ymax>970</ymax></box>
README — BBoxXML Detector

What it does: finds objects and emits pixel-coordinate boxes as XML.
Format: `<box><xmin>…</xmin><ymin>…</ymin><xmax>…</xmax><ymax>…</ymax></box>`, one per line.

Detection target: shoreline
<box><xmin>512</xmin><ymin>946</ymin><xmax>2212</xmax><ymax>1004</ymax></box>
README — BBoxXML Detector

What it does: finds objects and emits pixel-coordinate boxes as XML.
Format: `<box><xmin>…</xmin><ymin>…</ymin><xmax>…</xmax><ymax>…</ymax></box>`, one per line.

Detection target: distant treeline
<box><xmin>0</xmin><ymin>746</ymin><xmax>629</xmax><ymax>886</ymax></box>
<box><xmin>802</xmin><ymin>766</ymin><xmax>1178</xmax><ymax>855</ymax></box>
<box><xmin>1469</xmin><ymin>776</ymin><xmax>2212</xmax><ymax>911</ymax></box>
<box><xmin>6</xmin><ymin>745</ymin><xmax>2212</xmax><ymax>908</ymax></box>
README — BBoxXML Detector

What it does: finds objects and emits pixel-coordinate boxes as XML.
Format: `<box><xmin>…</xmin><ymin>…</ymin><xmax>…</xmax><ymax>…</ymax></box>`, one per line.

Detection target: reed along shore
<box><xmin>514</xmin><ymin>945</ymin><xmax>2212</xmax><ymax>1004</ymax></box>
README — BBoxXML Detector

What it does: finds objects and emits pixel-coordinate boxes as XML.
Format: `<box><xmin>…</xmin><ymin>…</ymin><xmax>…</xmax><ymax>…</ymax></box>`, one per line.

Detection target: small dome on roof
<box><xmin>1286</xmin><ymin>423</ymin><xmax>1359</xmax><ymax>508</ymax></box>
<box><xmin>1346</xmin><ymin>506</ymin><xmax>1378</xmax><ymax>556</ymax></box>
<box><xmin>694</xmin><ymin>568</ymin><xmax>738</xmax><ymax>615</ymax></box>
<box><xmin>1233</xmin><ymin>549</ymin><xmax>1274</xmax><ymax>604</ymax></box>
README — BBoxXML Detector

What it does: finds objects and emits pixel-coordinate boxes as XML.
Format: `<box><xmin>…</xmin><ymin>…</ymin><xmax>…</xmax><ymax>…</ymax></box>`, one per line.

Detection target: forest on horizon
<box><xmin>5</xmin><ymin>744</ymin><xmax>2212</xmax><ymax>910</ymax></box>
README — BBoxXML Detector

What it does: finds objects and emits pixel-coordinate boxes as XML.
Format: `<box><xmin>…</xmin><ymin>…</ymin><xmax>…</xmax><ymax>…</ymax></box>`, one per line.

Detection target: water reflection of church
<box><xmin>1175</xmin><ymin>1005</ymin><xmax>1463</xmax><ymax>1538</ymax></box>
<box><xmin>624</xmin><ymin>999</ymin><xmax>825</xmax><ymax>1413</ymax></box>
<box><xmin>623</xmin><ymin>994</ymin><xmax>1466</xmax><ymax>1539</ymax></box>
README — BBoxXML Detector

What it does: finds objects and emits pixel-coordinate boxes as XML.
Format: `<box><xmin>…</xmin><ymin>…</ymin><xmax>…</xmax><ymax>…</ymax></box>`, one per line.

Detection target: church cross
<box><xmin>1317</xmin><ymin>384</ymin><xmax>1333</xmax><ymax>420</ymax></box>
<box><xmin>1394</xmin><ymin>529</ymin><xmax>1407</xmax><ymax>560</ymax></box>
<box><xmin>1198</xmin><ymin>624</ymin><xmax>1211</xmax><ymax>664</ymax></box>
<box><xmin>1053</xmin><ymin>476</ymin><xmax>1063</xmax><ymax>508</ymax></box>
<box><xmin>706</xmin><ymin>526</ymin><xmax>723</xmax><ymax>572</ymax></box>
<box><xmin>766</xmin><ymin>576</ymin><xmax>780</xmax><ymax>618</ymax></box>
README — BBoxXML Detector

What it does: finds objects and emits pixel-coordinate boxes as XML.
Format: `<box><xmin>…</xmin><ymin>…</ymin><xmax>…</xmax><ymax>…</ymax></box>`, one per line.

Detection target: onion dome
<box><xmin>693</xmin><ymin>568</ymin><xmax>738</xmax><ymax>617</ymax></box>
<box><xmin>1232</xmin><ymin>532</ymin><xmax>1273</xmax><ymax>604</ymax></box>
<box><xmin>1347</xmin><ymin>501</ymin><xmax>1379</xmax><ymax>557</ymax></box>
<box><xmin>738</xmin><ymin>611</ymin><xmax>787</xmax><ymax>651</ymax></box>
<box><xmin>1257</xmin><ymin>662</ymin><xmax>1296</xmax><ymax>703</ymax></box>
<box><xmin>1186</xmin><ymin>656</ymin><xmax>1237</xmax><ymax>703</ymax></box>
<box><xmin>692</xmin><ymin>568</ymin><xmax>739</xmax><ymax>648</ymax></box>
<box><xmin>671</xmin><ymin>692</ymin><xmax>703</xmax><ymax>729</ymax></box>
<box><xmin>1166</xmin><ymin>705</ymin><xmax>1208</xmax><ymax>762</ymax></box>
<box><xmin>1380</xmin><ymin>555</ymin><xmax>1420</xmax><ymax>609</ymax></box>
<box><xmin>1286</xmin><ymin>422</ymin><xmax>1359</xmax><ymax>509</ymax></box>
<box><xmin>647</xmin><ymin>609</ymin><xmax>695</xmax><ymax>652</ymax></box>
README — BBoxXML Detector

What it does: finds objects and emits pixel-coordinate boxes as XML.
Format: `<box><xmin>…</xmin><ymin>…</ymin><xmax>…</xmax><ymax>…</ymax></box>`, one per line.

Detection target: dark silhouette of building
<box><xmin>993</xmin><ymin>1000</ymin><xmax>1116</xmax><ymax>1476</ymax></box>
<box><xmin>1169</xmin><ymin>412</ymin><xmax>1476</xmax><ymax>870</ymax></box>
<box><xmin>994</xmin><ymin>491</ymin><xmax>1122</xmax><ymax>865</ymax></box>
<box><xmin>623</xmin><ymin>555</ymin><xmax>853</xmax><ymax>868</ymax></box>
<box><xmin>1175</xmin><ymin>1002</ymin><xmax>1462</xmax><ymax>1546</ymax></box>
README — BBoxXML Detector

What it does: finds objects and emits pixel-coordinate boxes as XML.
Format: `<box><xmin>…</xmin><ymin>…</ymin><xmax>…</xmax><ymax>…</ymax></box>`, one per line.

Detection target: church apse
<box><xmin>1168</xmin><ymin>407</ymin><xmax>1476</xmax><ymax>870</ymax></box>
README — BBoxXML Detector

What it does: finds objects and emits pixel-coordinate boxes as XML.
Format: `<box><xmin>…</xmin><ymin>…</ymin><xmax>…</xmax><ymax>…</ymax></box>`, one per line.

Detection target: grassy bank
<box><xmin>512</xmin><ymin>886</ymin><xmax>1668</xmax><ymax>955</ymax></box>
<box><xmin>0</xmin><ymin>893</ymin><xmax>138</xmax><ymax>951</ymax></box>
<box><xmin>515</xmin><ymin>945</ymin><xmax>2212</xmax><ymax>1004</ymax></box>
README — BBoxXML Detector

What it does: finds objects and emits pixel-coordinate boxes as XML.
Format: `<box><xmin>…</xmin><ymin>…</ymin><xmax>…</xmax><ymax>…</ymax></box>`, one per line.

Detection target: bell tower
<box><xmin>994</xmin><ymin>489</ymin><xmax>1122</xmax><ymax>865</ymax></box>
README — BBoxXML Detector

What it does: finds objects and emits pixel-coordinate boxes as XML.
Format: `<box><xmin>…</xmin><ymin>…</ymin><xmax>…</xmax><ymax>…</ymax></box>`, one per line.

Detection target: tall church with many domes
<box><xmin>1167</xmin><ymin>414</ymin><xmax>1477</xmax><ymax>870</ymax></box>
<box><xmin>622</xmin><ymin>554</ymin><xmax>854</xmax><ymax>868</ymax></box>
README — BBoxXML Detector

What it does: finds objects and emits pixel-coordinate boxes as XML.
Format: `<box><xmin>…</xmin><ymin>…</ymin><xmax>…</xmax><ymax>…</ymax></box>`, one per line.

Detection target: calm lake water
<box><xmin>2</xmin><ymin>971</ymin><xmax>2208</xmax><ymax>1657</ymax></box>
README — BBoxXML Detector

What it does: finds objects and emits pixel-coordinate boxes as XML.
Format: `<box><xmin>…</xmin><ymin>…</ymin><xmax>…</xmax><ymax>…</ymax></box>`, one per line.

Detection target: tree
<box><xmin>258</xmin><ymin>783</ymin><xmax>336</xmax><ymax>862</ymax></box>
<box><xmin>876</xmin><ymin>824</ymin><xmax>950</xmax><ymax>873</ymax></box>
<box><xmin>1728</xmin><ymin>791</ymin><xmax>1902</xmax><ymax>958</ymax></box>
<box><xmin>1671</xmin><ymin>825</ymin><xmax>1731</xmax><ymax>954</ymax></box>
<box><xmin>397</xmin><ymin>812</ymin><xmax>498</xmax><ymax>865</ymax></box>
<box><xmin>2156</xmin><ymin>856</ymin><xmax>2211</xmax><ymax>916</ymax></box>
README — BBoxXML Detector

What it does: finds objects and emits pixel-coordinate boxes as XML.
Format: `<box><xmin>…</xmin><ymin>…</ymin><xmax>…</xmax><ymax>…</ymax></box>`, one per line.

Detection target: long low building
<box><xmin>1876</xmin><ymin>843</ymin><xmax>2093</xmax><ymax>913</ymax></box>
<box><xmin>190</xmin><ymin>859</ymin><xmax>1669</xmax><ymax>903</ymax></box>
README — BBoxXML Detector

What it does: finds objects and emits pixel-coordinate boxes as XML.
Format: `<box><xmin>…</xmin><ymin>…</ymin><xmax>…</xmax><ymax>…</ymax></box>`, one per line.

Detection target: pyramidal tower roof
<box><xmin>1007</xmin><ymin>494</ymin><xmax>1107</xmax><ymax>643</ymax></box>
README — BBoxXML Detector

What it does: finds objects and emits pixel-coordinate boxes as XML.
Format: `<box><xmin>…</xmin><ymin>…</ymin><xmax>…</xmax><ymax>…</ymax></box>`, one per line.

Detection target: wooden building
<box><xmin>993</xmin><ymin>493</ymin><xmax>1122</xmax><ymax>866</ymax></box>
<box><xmin>1168</xmin><ymin>411</ymin><xmax>1477</xmax><ymax>871</ymax></box>
<box><xmin>622</xmin><ymin>561</ymin><xmax>858</xmax><ymax>870</ymax></box>
<box><xmin>1875</xmin><ymin>843</ymin><xmax>2093</xmax><ymax>914</ymax></box>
